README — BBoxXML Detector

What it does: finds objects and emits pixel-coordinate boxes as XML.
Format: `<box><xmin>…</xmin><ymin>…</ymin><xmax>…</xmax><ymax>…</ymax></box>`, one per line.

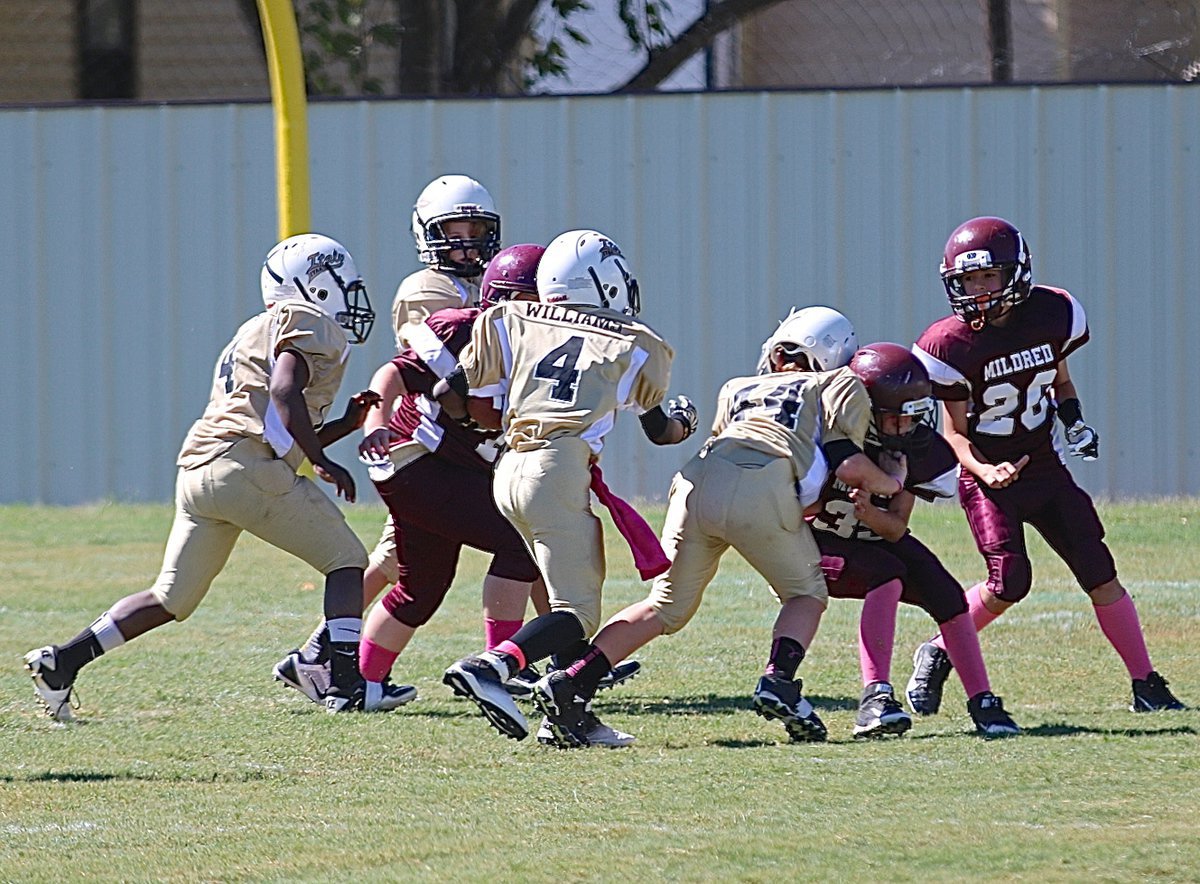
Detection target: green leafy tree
<box><xmin>283</xmin><ymin>0</ymin><xmax>788</xmax><ymax>97</ymax></box>
<box><xmin>298</xmin><ymin>0</ymin><xmax>402</xmax><ymax>95</ymax></box>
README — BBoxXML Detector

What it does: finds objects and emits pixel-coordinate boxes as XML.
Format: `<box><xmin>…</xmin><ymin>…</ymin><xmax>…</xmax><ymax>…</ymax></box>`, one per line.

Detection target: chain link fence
<box><xmin>1</xmin><ymin>1</ymin><xmax>1197</xmax><ymax>105</ymax></box>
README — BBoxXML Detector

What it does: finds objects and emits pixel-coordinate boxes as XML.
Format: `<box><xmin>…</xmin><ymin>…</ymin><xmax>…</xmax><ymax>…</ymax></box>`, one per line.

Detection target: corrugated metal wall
<box><xmin>2</xmin><ymin>84</ymin><xmax>1197</xmax><ymax>504</ymax></box>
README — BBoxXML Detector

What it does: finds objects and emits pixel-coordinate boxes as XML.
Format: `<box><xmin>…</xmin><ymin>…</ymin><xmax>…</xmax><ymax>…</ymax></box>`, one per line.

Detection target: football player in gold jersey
<box><xmin>531</xmin><ymin>309</ymin><xmax>909</xmax><ymax>747</ymax></box>
<box><xmin>439</xmin><ymin>230</ymin><xmax>696</xmax><ymax>744</ymax></box>
<box><xmin>25</xmin><ymin>234</ymin><xmax>382</xmax><ymax>719</ymax></box>
<box><xmin>273</xmin><ymin>175</ymin><xmax>509</xmax><ymax>700</ymax></box>
<box><xmin>393</xmin><ymin>173</ymin><xmax>500</xmax><ymax>349</ymax></box>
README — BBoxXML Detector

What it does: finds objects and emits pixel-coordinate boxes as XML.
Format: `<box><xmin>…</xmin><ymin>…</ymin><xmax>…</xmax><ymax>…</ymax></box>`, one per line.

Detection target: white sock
<box><xmin>89</xmin><ymin>612</ymin><xmax>127</xmax><ymax>653</ymax></box>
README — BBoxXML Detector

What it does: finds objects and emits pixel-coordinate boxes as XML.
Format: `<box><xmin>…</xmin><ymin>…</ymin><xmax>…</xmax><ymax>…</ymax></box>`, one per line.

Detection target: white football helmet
<box><xmin>757</xmin><ymin>305</ymin><xmax>858</xmax><ymax>374</ymax></box>
<box><xmin>260</xmin><ymin>233</ymin><xmax>375</xmax><ymax>344</ymax></box>
<box><xmin>536</xmin><ymin>229</ymin><xmax>640</xmax><ymax>315</ymax></box>
<box><xmin>411</xmin><ymin>174</ymin><xmax>501</xmax><ymax>276</ymax></box>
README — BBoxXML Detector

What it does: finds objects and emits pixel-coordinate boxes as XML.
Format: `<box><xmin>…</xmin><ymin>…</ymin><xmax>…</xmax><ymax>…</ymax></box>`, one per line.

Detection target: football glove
<box><xmin>1065</xmin><ymin>420</ymin><xmax>1099</xmax><ymax>461</ymax></box>
<box><xmin>666</xmin><ymin>395</ymin><xmax>699</xmax><ymax>440</ymax></box>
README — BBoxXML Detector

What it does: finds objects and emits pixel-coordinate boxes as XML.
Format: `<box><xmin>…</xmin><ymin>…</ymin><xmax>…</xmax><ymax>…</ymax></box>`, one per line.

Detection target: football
<box><xmin>466</xmin><ymin>395</ymin><xmax>503</xmax><ymax>431</ymax></box>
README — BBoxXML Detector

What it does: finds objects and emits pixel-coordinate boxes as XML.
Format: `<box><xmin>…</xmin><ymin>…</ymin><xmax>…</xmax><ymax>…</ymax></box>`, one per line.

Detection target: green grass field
<box><xmin>2</xmin><ymin>499</ymin><xmax>1198</xmax><ymax>882</ymax></box>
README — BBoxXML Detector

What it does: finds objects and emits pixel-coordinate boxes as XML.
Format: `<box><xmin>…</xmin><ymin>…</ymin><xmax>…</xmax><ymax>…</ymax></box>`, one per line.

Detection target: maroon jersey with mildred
<box><xmin>913</xmin><ymin>286</ymin><xmax>1088</xmax><ymax>465</ymax></box>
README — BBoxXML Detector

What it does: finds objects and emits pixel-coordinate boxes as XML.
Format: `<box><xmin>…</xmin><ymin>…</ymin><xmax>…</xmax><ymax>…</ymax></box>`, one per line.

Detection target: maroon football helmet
<box><xmin>848</xmin><ymin>343</ymin><xmax>937</xmax><ymax>454</ymax></box>
<box><xmin>479</xmin><ymin>243</ymin><xmax>545</xmax><ymax>308</ymax></box>
<box><xmin>940</xmin><ymin>216</ymin><xmax>1032</xmax><ymax>330</ymax></box>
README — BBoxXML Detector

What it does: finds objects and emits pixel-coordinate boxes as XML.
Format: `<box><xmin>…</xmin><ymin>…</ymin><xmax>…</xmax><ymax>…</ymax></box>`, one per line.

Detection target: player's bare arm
<box><xmin>270</xmin><ymin>349</ymin><xmax>357</xmax><ymax>502</ymax></box>
<box><xmin>941</xmin><ymin>399</ymin><xmax>1029</xmax><ymax>489</ymax></box>
<box><xmin>834</xmin><ymin>450</ymin><xmax>905</xmax><ymax>497</ymax></box>
<box><xmin>359</xmin><ymin>363</ymin><xmax>408</xmax><ymax>460</ymax></box>
<box><xmin>319</xmin><ymin>390</ymin><xmax>382</xmax><ymax>447</ymax></box>
<box><xmin>1052</xmin><ymin>358</ymin><xmax>1078</xmax><ymax>402</ymax></box>
<box><xmin>849</xmin><ymin>486</ymin><xmax>914</xmax><ymax>542</ymax></box>
<box><xmin>848</xmin><ymin>447</ymin><xmax>913</xmax><ymax>541</ymax></box>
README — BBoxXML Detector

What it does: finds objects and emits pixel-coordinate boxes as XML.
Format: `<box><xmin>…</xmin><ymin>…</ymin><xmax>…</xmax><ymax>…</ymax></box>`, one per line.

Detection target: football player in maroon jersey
<box><xmin>810</xmin><ymin>343</ymin><xmax>1019</xmax><ymax>737</ymax></box>
<box><xmin>351</xmin><ymin>275</ymin><xmax>541</xmax><ymax>708</ymax></box>
<box><xmin>906</xmin><ymin>216</ymin><xmax>1184</xmax><ymax>715</ymax></box>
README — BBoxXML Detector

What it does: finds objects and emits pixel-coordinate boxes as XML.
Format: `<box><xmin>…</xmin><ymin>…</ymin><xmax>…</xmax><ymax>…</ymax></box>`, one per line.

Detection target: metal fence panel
<box><xmin>2</xmin><ymin>84</ymin><xmax>1197</xmax><ymax>504</ymax></box>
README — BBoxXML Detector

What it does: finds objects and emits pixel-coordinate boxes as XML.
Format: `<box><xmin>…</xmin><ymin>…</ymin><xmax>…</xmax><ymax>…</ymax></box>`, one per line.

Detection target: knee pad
<box><xmin>487</xmin><ymin>549</ymin><xmax>541</xmax><ymax>584</ymax></box>
<box><xmin>986</xmin><ymin>552</ymin><xmax>1032</xmax><ymax>604</ymax></box>
<box><xmin>381</xmin><ymin>579</ymin><xmax>452</xmax><ymax>628</ymax></box>
<box><xmin>554</xmin><ymin>599</ymin><xmax>601</xmax><ymax>640</ymax></box>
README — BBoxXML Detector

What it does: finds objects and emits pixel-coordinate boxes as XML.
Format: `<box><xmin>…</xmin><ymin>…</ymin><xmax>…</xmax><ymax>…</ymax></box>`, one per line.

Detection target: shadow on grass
<box><xmin>1</xmin><ymin>769</ymin><xmax>285</xmax><ymax>784</ymax></box>
<box><xmin>1019</xmin><ymin>722</ymin><xmax>1197</xmax><ymax>738</ymax></box>
<box><xmin>2</xmin><ymin>771</ymin><xmax>126</xmax><ymax>783</ymax></box>
<box><xmin>284</xmin><ymin>705</ymin><xmax>483</xmax><ymax>721</ymax></box>
<box><xmin>593</xmin><ymin>692</ymin><xmax>858</xmax><ymax>716</ymax></box>
<box><xmin>896</xmin><ymin>722</ymin><xmax>1199</xmax><ymax>741</ymax></box>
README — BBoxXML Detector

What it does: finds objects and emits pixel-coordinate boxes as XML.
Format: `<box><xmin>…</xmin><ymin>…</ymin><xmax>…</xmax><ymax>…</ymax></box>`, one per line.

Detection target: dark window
<box><xmin>79</xmin><ymin>0</ymin><xmax>136</xmax><ymax>99</ymax></box>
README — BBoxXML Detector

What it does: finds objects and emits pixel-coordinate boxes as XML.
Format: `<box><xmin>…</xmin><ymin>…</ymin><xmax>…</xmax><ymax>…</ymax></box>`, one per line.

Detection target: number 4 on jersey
<box><xmin>534</xmin><ymin>335</ymin><xmax>584</xmax><ymax>402</ymax></box>
<box><xmin>217</xmin><ymin>341</ymin><xmax>237</xmax><ymax>394</ymax></box>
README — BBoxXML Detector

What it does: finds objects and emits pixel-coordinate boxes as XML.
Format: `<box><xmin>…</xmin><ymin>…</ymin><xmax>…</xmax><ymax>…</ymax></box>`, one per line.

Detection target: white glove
<box><xmin>1065</xmin><ymin>420</ymin><xmax>1099</xmax><ymax>461</ymax></box>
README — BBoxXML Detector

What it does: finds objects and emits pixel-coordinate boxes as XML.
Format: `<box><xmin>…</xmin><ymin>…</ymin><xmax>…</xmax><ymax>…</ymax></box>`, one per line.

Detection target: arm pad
<box><xmin>445</xmin><ymin>365</ymin><xmax>469</xmax><ymax>399</ymax></box>
<box><xmin>639</xmin><ymin>406</ymin><xmax>670</xmax><ymax>441</ymax></box>
<box><xmin>822</xmin><ymin>438</ymin><xmax>863</xmax><ymax>472</ymax></box>
<box><xmin>1056</xmin><ymin>397</ymin><xmax>1083</xmax><ymax>427</ymax></box>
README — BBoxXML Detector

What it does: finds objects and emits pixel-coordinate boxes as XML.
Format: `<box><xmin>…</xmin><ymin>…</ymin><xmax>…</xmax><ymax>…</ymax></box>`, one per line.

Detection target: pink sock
<box><xmin>1092</xmin><ymin>591</ymin><xmax>1153</xmax><ymax>680</ymax></box>
<box><xmin>859</xmin><ymin>579</ymin><xmax>902</xmax><ymax>685</ymax></box>
<box><xmin>493</xmin><ymin>639</ymin><xmax>527</xmax><ymax>671</ymax></box>
<box><xmin>359</xmin><ymin>637</ymin><xmax>400</xmax><ymax>683</ymax></box>
<box><xmin>931</xmin><ymin>583</ymin><xmax>1001</xmax><ymax>651</ymax></box>
<box><xmin>484</xmin><ymin>618</ymin><xmax>523</xmax><ymax>651</ymax></box>
<box><xmin>938</xmin><ymin>612</ymin><xmax>991</xmax><ymax>699</ymax></box>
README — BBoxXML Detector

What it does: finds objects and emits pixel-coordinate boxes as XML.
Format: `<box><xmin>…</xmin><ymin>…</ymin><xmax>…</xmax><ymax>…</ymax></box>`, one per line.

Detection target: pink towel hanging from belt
<box><xmin>589</xmin><ymin>464</ymin><xmax>670</xmax><ymax>580</ymax></box>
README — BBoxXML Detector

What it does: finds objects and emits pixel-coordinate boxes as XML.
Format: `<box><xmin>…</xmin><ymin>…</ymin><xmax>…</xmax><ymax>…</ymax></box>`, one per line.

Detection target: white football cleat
<box><xmin>443</xmin><ymin>652</ymin><xmax>529</xmax><ymax>740</ymax></box>
<box><xmin>24</xmin><ymin>646</ymin><xmax>77</xmax><ymax>722</ymax></box>
<box><xmin>363</xmin><ymin>679</ymin><xmax>418</xmax><ymax>712</ymax></box>
<box><xmin>536</xmin><ymin>714</ymin><xmax>635</xmax><ymax>748</ymax></box>
<box><xmin>273</xmin><ymin>650</ymin><xmax>331</xmax><ymax>704</ymax></box>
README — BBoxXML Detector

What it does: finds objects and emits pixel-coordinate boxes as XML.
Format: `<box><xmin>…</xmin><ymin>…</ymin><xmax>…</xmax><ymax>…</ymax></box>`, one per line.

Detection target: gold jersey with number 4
<box><xmin>459</xmin><ymin>300</ymin><xmax>674</xmax><ymax>453</ymax></box>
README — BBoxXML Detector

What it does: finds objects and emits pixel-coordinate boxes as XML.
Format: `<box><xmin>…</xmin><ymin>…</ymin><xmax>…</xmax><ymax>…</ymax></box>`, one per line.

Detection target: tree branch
<box><xmin>495</xmin><ymin>0</ymin><xmax>541</xmax><ymax>63</ymax></box>
<box><xmin>617</xmin><ymin>0</ymin><xmax>789</xmax><ymax>93</ymax></box>
<box><xmin>451</xmin><ymin>0</ymin><xmax>540</xmax><ymax>94</ymax></box>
